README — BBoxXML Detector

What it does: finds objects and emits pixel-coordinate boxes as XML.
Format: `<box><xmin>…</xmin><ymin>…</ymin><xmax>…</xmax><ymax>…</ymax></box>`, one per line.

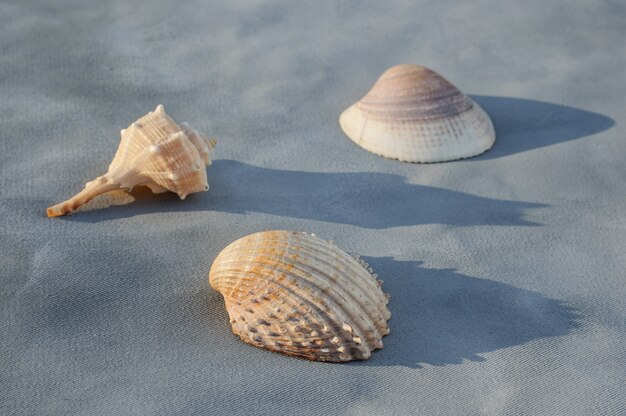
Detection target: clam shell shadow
<box><xmin>469</xmin><ymin>95</ymin><xmax>614</xmax><ymax>159</ymax></box>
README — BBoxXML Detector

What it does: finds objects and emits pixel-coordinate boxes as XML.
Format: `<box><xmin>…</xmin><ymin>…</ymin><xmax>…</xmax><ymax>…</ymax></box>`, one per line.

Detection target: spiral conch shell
<box><xmin>46</xmin><ymin>105</ymin><xmax>216</xmax><ymax>217</ymax></box>
<box><xmin>209</xmin><ymin>230</ymin><xmax>391</xmax><ymax>362</ymax></box>
<box><xmin>339</xmin><ymin>64</ymin><xmax>495</xmax><ymax>163</ymax></box>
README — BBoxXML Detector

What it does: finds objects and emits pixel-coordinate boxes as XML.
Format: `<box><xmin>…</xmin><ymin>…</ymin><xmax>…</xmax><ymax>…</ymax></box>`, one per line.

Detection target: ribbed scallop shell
<box><xmin>46</xmin><ymin>105</ymin><xmax>216</xmax><ymax>217</ymax></box>
<box><xmin>339</xmin><ymin>64</ymin><xmax>495</xmax><ymax>163</ymax></box>
<box><xmin>209</xmin><ymin>230</ymin><xmax>391</xmax><ymax>362</ymax></box>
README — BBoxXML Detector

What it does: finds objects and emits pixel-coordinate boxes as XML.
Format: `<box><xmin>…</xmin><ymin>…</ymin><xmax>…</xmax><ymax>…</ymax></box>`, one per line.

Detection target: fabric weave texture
<box><xmin>1</xmin><ymin>0</ymin><xmax>624</xmax><ymax>415</ymax></box>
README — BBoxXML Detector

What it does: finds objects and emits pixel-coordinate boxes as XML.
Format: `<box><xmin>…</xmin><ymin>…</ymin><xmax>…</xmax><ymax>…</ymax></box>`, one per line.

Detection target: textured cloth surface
<box><xmin>1</xmin><ymin>1</ymin><xmax>625</xmax><ymax>415</ymax></box>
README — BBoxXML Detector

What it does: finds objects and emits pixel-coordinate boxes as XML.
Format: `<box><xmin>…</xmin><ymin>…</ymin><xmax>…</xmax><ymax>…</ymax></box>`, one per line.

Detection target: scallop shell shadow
<box><xmin>209</xmin><ymin>230</ymin><xmax>391</xmax><ymax>362</ymax></box>
<box><xmin>339</xmin><ymin>64</ymin><xmax>495</xmax><ymax>163</ymax></box>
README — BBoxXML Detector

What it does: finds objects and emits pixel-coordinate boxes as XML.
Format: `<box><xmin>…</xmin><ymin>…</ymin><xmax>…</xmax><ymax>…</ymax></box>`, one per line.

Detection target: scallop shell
<box><xmin>46</xmin><ymin>105</ymin><xmax>216</xmax><ymax>217</ymax></box>
<box><xmin>339</xmin><ymin>64</ymin><xmax>495</xmax><ymax>163</ymax></box>
<box><xmin>209</xmin><ymin>230</ymin><xmax>391</xmax><ymax>362</ymax></box>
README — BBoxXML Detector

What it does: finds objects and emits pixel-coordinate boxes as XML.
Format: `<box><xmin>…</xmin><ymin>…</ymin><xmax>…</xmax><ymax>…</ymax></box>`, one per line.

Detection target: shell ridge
<box><xmin>213</xmin><ymin>261</ymin><xmax>362</xmax><ymax>340</ymax></box>
<box><xmin>209</xmin><ymin>231</ymin><xmax>391</xmax><ymax>361</ymax></box>
<box><xmin>296</xmin><ymin>243</ymin><xmax>389</xmax><ymax>327</ymax></box>
<box><xmin>214</xmin><ymin>243</ymin><xmax>386</xmax><ymax>340</ymax></box>
<box><xmin>212</xmin><ymin>255</ymin><xmax>369</xmax><ymax>356</ymax></box>
<box><xmin>298</xmin><ymin>237</ymin><xmax>389</xmax><ymax>310</ymax></box>
<box><xmin>357</xmin><ymin>94</ymin><xmax>473</xmax><ymax>121</ymax></box>
<box><xmin>240</xmin><ymin>293</ymin><xmax>358</xmax><ymax>359</ymax></box>
<box><xmin>144</xmin><ymin>108</ymin><xmax>179</xmax><ymax>141</ymax></box>
<box><xmin>216</xmin><ymin>233</ymin><xmax>389</xmax><ymax>327</ymax></box>
<box><xmin>139</xmin><ymin>131</ymin><xmax>206</xmax><ymax>193</ymax></box>
<box><xmin>212</xmin><ymin>231</ymin><xmax>388</xmax><ymax>354</ymax></box>
<box><xmin>213</xmin><ymin>268</ymin><xmax>366</xmax><ymax>360</ymax></box>
<box><xmin>281</xmin><ymin>232</ymin><xmax>390</xmax><ymax>344</ymax></box>
<box><xmin>111</xmin><ymin>111</ymin><xmax>183</xmax><ymax>182</ymax></box>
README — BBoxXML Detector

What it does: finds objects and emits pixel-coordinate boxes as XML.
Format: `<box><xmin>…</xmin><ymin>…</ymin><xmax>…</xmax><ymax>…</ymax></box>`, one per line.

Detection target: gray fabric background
<box><xmin>1</xmin><ymin>0</ymin><xmax>625</xmax><ymax>415</ymax></box>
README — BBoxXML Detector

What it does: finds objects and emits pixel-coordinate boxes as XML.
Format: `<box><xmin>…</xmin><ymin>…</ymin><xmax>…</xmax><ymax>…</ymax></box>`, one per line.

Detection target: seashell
<box><xmin>209</xmin><ymin>230</ymin><xmax>391</xmax><ymax>362</ymax></box>
<box><xmin>339</xmin><ymin>64</ymin><xmax>495</xmax><ymax>163</ymax></box>
<box><xmin>46</xmin><ymin>105</ymin><xmax>216</xmax><ymax>217</ymax></box>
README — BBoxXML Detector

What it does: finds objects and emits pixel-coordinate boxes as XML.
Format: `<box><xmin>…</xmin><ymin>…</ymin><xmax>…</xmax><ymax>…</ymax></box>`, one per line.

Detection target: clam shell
<box><xmin>209</xmin><ymin>230</ymin><xmax>391</xmax><ymax>362</ymax></box>
<box><xmin>339</xmin><ymin>64</ymin><xmax>495</xmax><ymax>163</ymax></box>
<box><xmin>46</xmin><ymin>105</ymin><xmax>216</xmax><ymax>217</ymax></box>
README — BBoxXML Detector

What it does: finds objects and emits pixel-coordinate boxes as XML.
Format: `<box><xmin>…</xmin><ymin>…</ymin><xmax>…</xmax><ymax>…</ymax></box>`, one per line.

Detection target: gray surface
<box><xmin>1</xmin><ymin>0</ymin><xmax>625</xmax><ymax>415</ymax></box>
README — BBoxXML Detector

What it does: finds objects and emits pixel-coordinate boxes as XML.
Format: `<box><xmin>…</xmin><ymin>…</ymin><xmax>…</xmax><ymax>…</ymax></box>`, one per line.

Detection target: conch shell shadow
<box><xmin>62</xmin><ymin>160</ymin><xmax>548</xmax><ymax>227</ymax></box>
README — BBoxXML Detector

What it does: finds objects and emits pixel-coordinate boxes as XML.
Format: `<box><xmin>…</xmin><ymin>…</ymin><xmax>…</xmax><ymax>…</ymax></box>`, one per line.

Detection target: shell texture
<box><xmin>46</xmin><ymin>105</ymin><xmax>216</xmax><ymax>217</ymax></box>
<box><xmin>339</xmin><ymin>64</ymin><xmax>495</xmax><ymax>163</ymax></box>
<box><xmin>209</xmin><ymin>230</ymin><xmax>391</xmax><ymax>362</ymax></box>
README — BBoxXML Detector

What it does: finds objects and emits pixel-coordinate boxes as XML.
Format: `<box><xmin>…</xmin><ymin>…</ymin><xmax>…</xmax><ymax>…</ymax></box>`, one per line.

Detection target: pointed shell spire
<box><xmin>209</xmin><ymin>230</ymin><xmax>391</xmax><ymax>362</ymax></box>
<box><xmin>46</xmin><ymin>105</ymin><xmax>216</xmax><ymax>217</ymax></box>
<box><xmin>339</xmin><ymin>64</ymin><xmax>495</xmax><ymax>163</ymax></box>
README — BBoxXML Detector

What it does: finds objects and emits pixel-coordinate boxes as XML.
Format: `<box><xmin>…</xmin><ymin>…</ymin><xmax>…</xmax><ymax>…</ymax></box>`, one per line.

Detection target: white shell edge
<box><xmin>339</xmin><ymin>100</ymin><xmax>496</xmax><ymax>163</ymax></box>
